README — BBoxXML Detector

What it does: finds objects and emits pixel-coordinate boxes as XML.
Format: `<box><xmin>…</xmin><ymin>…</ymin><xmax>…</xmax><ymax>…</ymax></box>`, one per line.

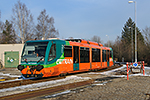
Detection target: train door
<box><xmin>73</xmin><ymin>46</ymin><xmax>79</xmax><ymax>71</ymax></box>
<box><xmin>102</xmin><ymin>50</ymin><xmax>106</xmax><ymax>67</ymax></box>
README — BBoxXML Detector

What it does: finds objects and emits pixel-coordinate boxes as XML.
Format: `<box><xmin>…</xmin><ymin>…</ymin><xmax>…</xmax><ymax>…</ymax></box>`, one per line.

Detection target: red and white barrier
<box><xmin>126</xmin><ymin>61</ymin><xmax>145</xmax><ymax>80</ymax></box>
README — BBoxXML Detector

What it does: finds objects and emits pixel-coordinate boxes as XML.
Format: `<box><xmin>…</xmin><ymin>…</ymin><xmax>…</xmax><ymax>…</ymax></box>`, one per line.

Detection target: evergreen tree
<box><xmin>121</xmin><ymin>17</ymin><xmax>134</xmax><ymax>44</ymax></box>
<box><xmin>121</xmin><ymin>17</ymin><xmax>145</xmax><ymax>62</ymax></box>
<box><xmin>1</xmin><ymin>20</ymin><xmax>16</xmax><ymax>44</ymax></box>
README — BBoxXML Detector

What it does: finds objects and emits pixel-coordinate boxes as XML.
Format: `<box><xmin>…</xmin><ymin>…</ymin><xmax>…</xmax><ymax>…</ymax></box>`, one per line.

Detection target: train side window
<box><xmin>48</xmin><ymin>44</ymin><xmax>56</xmax><ymax>61</ymax></box>
<box><xmin>92</xmin><ymin>48</ymin><xmax>100</xmax><ymax>62</ymax></box>
<box><xmin>64</xmin><ymin>46</ymin><xmax>72</xmax><ymax>57</ymax></box>
<box><xmin>104</xmin><ymin>50</ymin><xmax>106</xmax><ymax>62</ymax></box>
<box><xmin>100</xmin><ymin>49</ymin><xmax>101</xmax><ymax>62</ymax></box>
<box><xmin>85</xmin><ymin>48</ymin><xmax>89</xmax><ymax>62</ymax></box>
<box><xmin>110</xmin><ymin>50</ymin><xmax>112</xmax><ymax>58</ymax></box>
<box><xmin>80</xmin><ymin>47</ymin><xmax>89</xmax><ymax>63</ymax></box>
<box><xmin>102</xmin><ymin>50</ymin><xmax>106</xmax><ymax>62</ymax></box>
<box><xmin>102</xmin><ymin>50</ymin><xmax>104</xmax><ymax>62</ymax></box>
<box><xmin>107</xmin><ymin>50</ymin><xmax>109</xmax><ymax>61</ymax></box>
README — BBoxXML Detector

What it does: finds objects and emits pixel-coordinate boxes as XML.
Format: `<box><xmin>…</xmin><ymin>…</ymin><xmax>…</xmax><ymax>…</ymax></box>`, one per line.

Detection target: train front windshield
<box><xmin>21</xmin><ymin>41</ymin><xmax>48</xmax><ymax>62</ymax></box>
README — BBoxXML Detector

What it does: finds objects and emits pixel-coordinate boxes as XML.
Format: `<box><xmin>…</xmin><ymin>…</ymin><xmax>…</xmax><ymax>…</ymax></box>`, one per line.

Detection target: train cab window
<box><xmin>22</xmin><ymin>42</ymin><xmax>48</xmax><ymax>62</ymax></box>
<box><xmin>80</xmin><ymin>47</ymin><xmax>89</xmax><ymax>63</ymax></box>
<box><xmin>92</xmin><ymin>48</ymin><xmax>100</xmax><ymax>62</ymax></box>
<box><xmin>64</xmin><ymin>46</ymin><xmax>72</xmax><ymax>57</ymax></box>
<box><xmin>48</xmin><ymin>44</ymin><xmax>56</xmax><ymax>61</ymax></box>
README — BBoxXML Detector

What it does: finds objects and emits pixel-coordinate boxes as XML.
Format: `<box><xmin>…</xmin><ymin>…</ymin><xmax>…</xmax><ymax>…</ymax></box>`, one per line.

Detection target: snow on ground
<box><xmin>1</xmin><ymin>65</ymin><xmax>150</xmax><ymax>98</ymax></box>
<box><xmin>0</xmin><ymin>75</ymin><xmax>91</xmax><ymax>93</ymax></box>
<box><xmin>0</xmin><ymin>65</ymin><xmax>150</xmax><ymax>93</ymax></box>
<box><xmin>45</xmin><ymin>90</ymin><xmax>71</xmax><ymax>98</ymax></box>
<box><xmin>0</xmin><ymin>72</ymin><xmax>20</xmax><ymax>78</ymax></box>
<box><xmin>88</xmin><ymin>65</ymin><xmax>126</xmax><ymax>76</ymax></box>
<box><xmin>88</xmin><ymin>65</ymin><xmax>150</xmax><ymax>77</ymax></box>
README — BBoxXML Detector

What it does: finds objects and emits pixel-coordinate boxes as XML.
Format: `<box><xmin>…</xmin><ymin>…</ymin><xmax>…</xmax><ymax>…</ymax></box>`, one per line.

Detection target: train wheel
<box><xmin>64</xmin><ymin>73</ymin><xmax>67</xmax><ymax>76</ymax></box>
<box><xmin>58</xmin><ymin>73</ymin><xmax>64</xmax><ymax>77</ymax></box>
<box><xmin>58</xmin><ymin>74</ymin><xmax>61</xmax><ymax>77</ymax></box>
<box><xmin>92</xmin><ymin>69</ymin><xmax>96</xmax><ymax>71</ymax></box>
<box><xmin>94</xmin><ymin>69</ymin><xmax>98</xmax><ymax>71</ymax></box>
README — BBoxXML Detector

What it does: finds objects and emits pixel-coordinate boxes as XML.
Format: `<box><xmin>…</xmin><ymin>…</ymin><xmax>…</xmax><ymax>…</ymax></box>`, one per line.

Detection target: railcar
<box><xmin>17</xmin><ymin>38</ymin><xmax>113</xmax><ymax>78</ymax></box>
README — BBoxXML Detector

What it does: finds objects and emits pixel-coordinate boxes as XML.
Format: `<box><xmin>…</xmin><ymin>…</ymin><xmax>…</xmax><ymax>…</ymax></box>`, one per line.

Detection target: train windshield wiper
<box><xmin>37</xmin><ymin>57</ymin><xmax>44</xmax><ymax>63</ymax></box>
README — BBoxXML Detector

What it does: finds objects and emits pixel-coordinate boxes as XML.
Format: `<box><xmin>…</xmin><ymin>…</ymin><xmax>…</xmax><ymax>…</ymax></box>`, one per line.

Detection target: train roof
<box><xmin>25</xmin><ymin>38</ymin><xmax>112</xmax><ymax>50</ymax></box>
<box><xmin>26</xmin><ymin>38</ymin><xmax>64</xmax><ymax>42</ymax></box>
<box><xmin>65</xmin><ymin>38</ymin><xmax>103</xmax><ymax>46</ymax></box>
<box><xmin>26</xmin><ymin>38</ymin><xmax>103</xmax><ymax>46</ymax></box>
<box><xmin>65</xmin><ymin>39</ymin><xmax>112</xmax><ymax>50</ymax></box>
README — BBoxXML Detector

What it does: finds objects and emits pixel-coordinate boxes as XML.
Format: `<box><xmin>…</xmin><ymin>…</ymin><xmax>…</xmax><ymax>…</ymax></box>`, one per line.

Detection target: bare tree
<box><xmin>91</xmin><ymin>35</ymin><xmax>101</xmax><ymax>43</ymax></box>
<box><xmin>12</xmin><ymin>1</ymin><xmax>34</xmax><ymax>43</ymax></box>
<box><xmin>111</xmin><ymin>36</ymin><xmax>122</xmax><ymax>61</ymax></box>
<box><xmin>143</xmin><ymin>26</ymin><xmax>150</xmax><ymax>46</ymax></box>
<box><xmin>35</xmin><ymin>9</ymin><xmax>59</xmax><ymax>40</ymax></box>
<box><xmin>0</xmin><ymin>21</ymin><xmax>3</xmax><ymax>32</ymax></box>
<box><xmin>0</xmin><ymin>21</ymin><xmax>4</xmax><ymax>43</ymax></box>
<box><xmin>142</xmin><ymin>26</ymin><xmax>150</xmax><ymax>64</ymax></box>
<box><xmin>0</xmin><ymin>10</ymin><xmax>3</xmax><ymax>35</ymax></box>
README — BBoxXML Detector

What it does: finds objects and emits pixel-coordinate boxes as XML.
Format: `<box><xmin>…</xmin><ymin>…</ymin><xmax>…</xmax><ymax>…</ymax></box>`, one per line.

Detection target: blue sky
<box><xmin>0</xmin><ymin>0</ymin><xmax>150</xmax><ymax>44</ymax></box>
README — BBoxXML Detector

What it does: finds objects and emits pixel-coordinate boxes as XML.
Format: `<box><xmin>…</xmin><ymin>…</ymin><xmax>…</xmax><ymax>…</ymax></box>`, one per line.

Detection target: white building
<box><xmin>0</xmin><ymin>44</ymin><xmax>24</xmax><ymax>68</ymax></box>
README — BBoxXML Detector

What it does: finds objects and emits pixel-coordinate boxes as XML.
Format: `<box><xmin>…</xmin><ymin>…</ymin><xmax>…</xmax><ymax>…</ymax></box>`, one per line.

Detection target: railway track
<box><xmin>0</xmin><ymin>65</ymin><xmax>122</xmax><ymax>89</ymax></box>
<box><xmin>92</xmin><ymin>64</ymin><xmax>123</xmax><ymax>73</ymax></box>
<box><xmin>0</xmin><ymin>76</ymin><xmax>66</xmax><ymax>89</ymax></box>
<box><xmin>0</xmin><ymin>65</ymin><xmax>123</xmax><ymax>100</ymax></box>
<box><xmin>0</xmin><ymin>79</ymin><xmax>93</xmax><ymax>100</ymax></box>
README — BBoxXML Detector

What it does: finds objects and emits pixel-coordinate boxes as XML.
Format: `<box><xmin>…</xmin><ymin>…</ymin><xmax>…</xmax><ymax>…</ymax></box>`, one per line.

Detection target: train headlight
<box><xmin>36</xmin><ymin>65</ymin><xmax>44</xmax><ymax>71</ymax></box>
<box><xmin>17</xmin><ymin>65</ymin><xmax>24</xmax><ymax>71</ymax></box>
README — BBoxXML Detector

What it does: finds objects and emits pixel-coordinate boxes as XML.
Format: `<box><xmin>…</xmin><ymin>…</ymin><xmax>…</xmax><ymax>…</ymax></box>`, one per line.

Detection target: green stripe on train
<box><xmin>44</xmin><ymin>52</ymin><xmax>65</xmax><ymax>68</ymax></box>
<box><xmin>65</xmin><ymin>41</ymin><xmax>70</xmax><ymax>45</ymax></box>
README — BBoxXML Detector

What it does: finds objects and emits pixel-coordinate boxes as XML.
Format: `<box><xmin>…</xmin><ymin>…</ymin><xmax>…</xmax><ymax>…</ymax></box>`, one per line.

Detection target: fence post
<box><xmin>126</xmin><ymin>62</ymin><xmax>129</xmax><ymax>80</ymax></box>
<box><xmin>143</xmin><ymin>61</ymin><xmax>145</xmax><ymax>75</ymax></box>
